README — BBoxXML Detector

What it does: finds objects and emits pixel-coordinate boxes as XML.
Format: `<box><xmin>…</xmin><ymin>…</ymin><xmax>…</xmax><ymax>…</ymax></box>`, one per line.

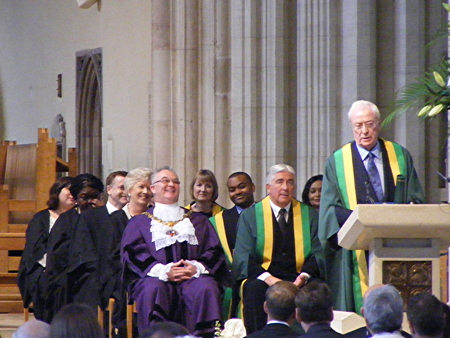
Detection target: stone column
<box><xmin>296</xmin><ymin>0</ymin><xmax>341</xmax><ymax>190</ymax></box>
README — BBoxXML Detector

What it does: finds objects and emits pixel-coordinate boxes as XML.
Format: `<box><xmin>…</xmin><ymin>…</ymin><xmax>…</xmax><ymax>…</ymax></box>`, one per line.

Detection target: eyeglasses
<box><xmin>79</xmin><ymin>193</ymin><xmax>102</xmax><ymax>201</ymax></box>
<box><xmin>352</xmin><ymin>121</ymin><xmax>378</xmax><ymax>131</ymax></box>
<box><xmin>153</xmin><ymin>178</ymin><xmax>181</xmax><ymax>185</ymax></box>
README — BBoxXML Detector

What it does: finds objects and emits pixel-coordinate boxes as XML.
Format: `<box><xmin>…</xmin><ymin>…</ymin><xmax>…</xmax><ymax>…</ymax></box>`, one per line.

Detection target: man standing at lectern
<box><xmin>319</xmin><ymin>100</ymin><xmax>424</xmax><ymax>313</ymax></box>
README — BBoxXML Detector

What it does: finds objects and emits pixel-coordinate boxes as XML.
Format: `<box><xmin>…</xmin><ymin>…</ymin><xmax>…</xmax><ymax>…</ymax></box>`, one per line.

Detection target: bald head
<box><xmin>13</xmin><ymin>320</ymin><xmax>50</xmax><ymax>338</ymax></box>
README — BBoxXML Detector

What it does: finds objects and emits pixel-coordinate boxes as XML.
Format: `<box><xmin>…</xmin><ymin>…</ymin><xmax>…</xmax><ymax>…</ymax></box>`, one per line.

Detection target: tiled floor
<box><xmin>0</xmin><ymin>313</ymin><xmax>30</xmax><ymax>338</ymax></box>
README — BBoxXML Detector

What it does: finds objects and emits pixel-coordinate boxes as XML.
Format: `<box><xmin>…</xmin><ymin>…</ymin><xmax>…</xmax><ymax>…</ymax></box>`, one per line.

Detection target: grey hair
<box><xmin>151</xmin><ymin>166</ymin><xmax>178</xmax><ymax>184</ymax></box>
<box><xmin>363</xmin><ymin>285</ymin><xmax>403</xmax><ymax>334</ymax></box>
<box><xmin>266</xmin><ymin>164</ymin><xmax>296</xmax><ymax>185</ymax></box>
<box><xmin>347</xmin><ymin>100</ymin><xmax>381</xmax><ymax>120</ymax></box>
<box><xmin>13</xmin><ymin>320</ymin><xmax>50</xmax><ymax>338</ymax></box>
<box><xmin>124</xmin><ymin>167</ymin><xmax>153</xmax><ymax>193</ymax></box>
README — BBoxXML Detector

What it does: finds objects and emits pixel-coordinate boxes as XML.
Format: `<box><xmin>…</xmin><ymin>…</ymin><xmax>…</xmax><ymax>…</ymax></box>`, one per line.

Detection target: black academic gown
<box><xmin>17</xmin><ymin>209</ymin><xmax>51</xmax><ymax>320</ymax></box>
<box><xmin>44</xmin><ymin>208</ymin><xmax>81</xmax><ymax>323</ymax></box>
<box><xmin>69</xmin><ymin>206</ymin><xmax>128</xmax><ymax>329</ymax></box>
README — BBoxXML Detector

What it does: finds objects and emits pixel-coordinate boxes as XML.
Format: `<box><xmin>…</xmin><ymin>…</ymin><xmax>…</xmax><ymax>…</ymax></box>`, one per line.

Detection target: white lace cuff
<box><xmin>185</xmin><ymin>260</ymin><xmax>209</xmax><ymax>278</ymax></box>
<box><xmin>148</xmin><ymin>262</ymin><xmax>174</xmax><ymax>281</ymax></box>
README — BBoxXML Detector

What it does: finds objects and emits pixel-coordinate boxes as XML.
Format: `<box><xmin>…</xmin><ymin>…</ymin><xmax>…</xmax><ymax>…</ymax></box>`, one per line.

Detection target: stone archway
<box><xmin>76</xmin><ymin>48</ymin><xmax>102</xmax><ymax>179</ymax></box>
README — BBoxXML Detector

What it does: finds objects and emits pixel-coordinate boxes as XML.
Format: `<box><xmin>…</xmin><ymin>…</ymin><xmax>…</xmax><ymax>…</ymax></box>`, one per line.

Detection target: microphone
<box><xmin>437</xmin><ymin>171</ymin><xmax>450</xmax><ymax>182</ymax></box>
<box><xmin>365</xmin><ymin>181</ymin><xmax>375</xmax><ymax>204</ymax></box>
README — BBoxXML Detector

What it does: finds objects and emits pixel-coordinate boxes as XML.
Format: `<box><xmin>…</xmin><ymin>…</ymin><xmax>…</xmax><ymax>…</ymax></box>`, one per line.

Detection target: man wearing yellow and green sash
<box><xmin>319</xmin><ymin>100</ymin><xmax>425</xmax><ymax>314</ymax></box>
<box><xmin>233</xmin><ymin>164</ymin><xmax>323</xmax><ymax>335</ymax></box>
<box><xmin>210</xmin><ymin>172</ymin><xmax>256</xmax><ymax>320</ymax></box>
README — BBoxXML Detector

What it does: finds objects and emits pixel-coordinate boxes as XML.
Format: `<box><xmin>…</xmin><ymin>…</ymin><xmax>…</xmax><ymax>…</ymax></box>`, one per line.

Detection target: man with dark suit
<box><xmin>210</xmin><ymin>172</ymin><xmax>255</xmax><ymax>319</ymax></box>
<box><xmin>246</xmin><ymin>281</ymin><xmax>299</xmax><ymax>338</ymax></box>
<box><xmin>295</xmin><ymin>281</ymin><xmax>344</xmax><ymax>338</ymax></box>
<box><xmin>233</xmin><ymin>164</ymin><xmax>323</xmax><ymax>334</ymax></box>
<box><xmin>210</xmin><ymin>171</ymin><xmax>255</xmax><ymax>265</ymax></box>
<box><xmin>68</xmin><ymin>171</ymin><xmax>128</xmax><ymax>331</ymax></box>
<box><xmin>407</xmin><ymin>293</ymin><xmax>445</xmax><ymax>338</ymax></box>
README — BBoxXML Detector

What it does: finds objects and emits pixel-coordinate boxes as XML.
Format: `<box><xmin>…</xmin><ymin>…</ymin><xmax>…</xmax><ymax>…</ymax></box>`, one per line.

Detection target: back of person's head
<box><xmin>13</xmin><ymin>320</ymin><xmax>50</xmax><ymax>338</ymax></box>
<box><xmin>264</xmin><ymin>281</ymin><xmax>299</xmax><ymax>322</ymax></box>
<box><xmin>138</xmin><ymin>321</ymin><xmax>190</xmax><ymax>338</ymax></box>
<box><xmin>363</xmin><ymin>285</ymin><xmax>403</xmax><ymax>334</ymax></box>
<box><xmin>295</xmin><ymin>280</ymin><xmax>333</xmax><ymax>324</ymax></box>
<box><xmin>407</xmin><ymin>293</ymin><xmax>444</xmax><ymax>338</ymax></box>
<box><xmin>50</xmin><ymin>303</ymin><xmax>103</xmax><ymax>338</ymax></box>
<box><xmin>442</xmin><ymin>302</ymin><xmax>450</xmax><ymax>338</ymax></box>
<box><xmin>69</xmin><ymin>173</ymin><xmax>104</xmax><ymax>198</ymax></box>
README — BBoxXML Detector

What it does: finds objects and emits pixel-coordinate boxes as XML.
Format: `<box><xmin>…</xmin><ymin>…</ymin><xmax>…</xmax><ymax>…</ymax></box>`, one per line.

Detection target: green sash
<box><xmin>255</xmin><ymin>196</ymin><xmax>311</xmax><ymax>272</ymax></box>
<box><xmin>239</xmin><ymin>196</ymin><xmax>312</xmax><ymax>321</ymax></box>
<box><xmin>333</xmin><ymin>139</ymin><xmax>406</xmax><ymax>311</ymax></box>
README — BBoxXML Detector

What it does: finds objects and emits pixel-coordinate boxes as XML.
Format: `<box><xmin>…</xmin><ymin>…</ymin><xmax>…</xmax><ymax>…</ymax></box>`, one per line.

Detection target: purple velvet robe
<box><xmin>121</xmin><ymin>207</ymin><xmax>226</xmax><ymax>336</ymax></box>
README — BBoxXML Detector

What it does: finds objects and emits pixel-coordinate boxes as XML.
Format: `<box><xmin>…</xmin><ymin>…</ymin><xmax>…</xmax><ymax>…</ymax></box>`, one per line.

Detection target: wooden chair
<box><xmin>126</xmin><ymin>295</ymin><xmax>137</xmax><ymax>338</ymax></box>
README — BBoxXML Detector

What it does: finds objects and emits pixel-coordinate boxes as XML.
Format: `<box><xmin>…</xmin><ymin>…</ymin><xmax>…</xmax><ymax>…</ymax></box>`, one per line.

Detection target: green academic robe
<box><xmin>319</xmin><ymin>139</ymin><xmax>425</xmax><ymax>313</ymax></box>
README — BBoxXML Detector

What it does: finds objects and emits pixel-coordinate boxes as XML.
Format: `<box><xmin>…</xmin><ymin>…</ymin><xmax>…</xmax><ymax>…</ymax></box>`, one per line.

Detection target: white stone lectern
<box><xmin>338</xmin><ymin>204</ymin><xmax>450</xmax><ymax>298</ymax></box>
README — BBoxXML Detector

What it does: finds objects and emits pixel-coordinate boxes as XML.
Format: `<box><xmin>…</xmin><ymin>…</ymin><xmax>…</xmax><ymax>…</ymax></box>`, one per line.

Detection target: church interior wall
<box><xmin>0</xmin><ymin>1</ymin><xmax>448</xmax><ymax>206</ymax></box>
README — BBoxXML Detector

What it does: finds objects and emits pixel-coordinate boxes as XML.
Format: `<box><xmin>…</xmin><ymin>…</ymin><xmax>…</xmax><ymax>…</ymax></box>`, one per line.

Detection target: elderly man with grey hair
<box><xmin>363</xmin><ymin>285</ymin><xmax>404</xmax><ymax>338</ymax></box>
<box><xmin>319</xmin><ymin>100</ymin><xmax>424</xmax><ymax>314</ymax></box>
<box><xmin>13</xmin><ymin>320</ymin><xmax>50</xmax><ymax>338</ymax></box>
<box><xmin>233</xmin><ymin>163</ymin><xmax>323</xmax><ymax>335</ymax></box>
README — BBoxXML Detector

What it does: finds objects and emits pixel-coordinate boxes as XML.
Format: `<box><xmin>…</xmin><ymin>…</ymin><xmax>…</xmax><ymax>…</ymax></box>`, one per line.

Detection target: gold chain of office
<box><xmin>143</xmin><ymin>210</ymin><xmax>192</xmax><ymax>228</ymax></box>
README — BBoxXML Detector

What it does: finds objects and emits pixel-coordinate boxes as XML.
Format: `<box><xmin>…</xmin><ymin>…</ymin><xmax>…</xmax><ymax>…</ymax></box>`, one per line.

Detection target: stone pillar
<box><xmin>296</xmin><ymin>0</ymin><xmax>341</xmax><ymax>190</ymax></box>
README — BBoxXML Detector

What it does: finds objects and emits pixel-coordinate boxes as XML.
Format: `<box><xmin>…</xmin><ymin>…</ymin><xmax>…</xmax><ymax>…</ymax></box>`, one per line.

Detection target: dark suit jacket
<box><xmin>303</xmin><ymin>323</ymin><xmax>344</xmax><ymax>338</ymax></box>
<box><xmin>245</xmin><ymin>323</ymin><xmax>298</xmax><ymax>338</ymax></box>
<box><xmin>222</xmin><ymin>205</ymin><xmax>240</xmax><ymax>251</ymax></box>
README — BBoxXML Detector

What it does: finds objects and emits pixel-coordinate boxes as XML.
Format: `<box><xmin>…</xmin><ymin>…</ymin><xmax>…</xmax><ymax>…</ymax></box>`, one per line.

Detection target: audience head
<box><xmin>295</xmin><ymin>280</ymin><xmax>334</xmax><ymax>326</ymax></box>
<box><xmin>301</xmin><ymin>174</ymin><xmax>323</xmax><ymax>210</ymax></box>
<box><xmin>13</xmin><ymin>320</ymin><xmax>50</xmax><ymax>338</ymax></box>
<box><xmin>47</xmin><ymin>176</ymin><xmax>75</xmax><ymax>211</ymax></box>
<box><xmin>124</xmin><ymin>167</ymin><xmax>153</xmax><ymax>208</ymax></box>
<box><xmin>441</xmin><ymin>302</ymin><xmax>450</xmax><ymax>338</ymax></box>
<box><xmin>106</xmin><ymin>170</ymin><xmax>128</xmax><ymax>209</ymax></box>
<box><xmin>190</xmin><ymin>169</ymin><xmax>219</xmax><ymax>203</ymax></box>
<box><xmin>151</xmin><ymin>166</ymin><xmax>180</xmax><ymax>205</ymax></box>
<box><xmin>226</xmin><ymin>172</ymin><xmax>255</xmax><ymax>209</ymax></box>
<box><xmin>70</xmin><ymin>173</ymin><xmax>104</xmax><ymax>212</ymax></box>
<box><xmin>264</xmin><ymin>281</ymin><xmax>298</xmax><ymax>323</ymax></box>
<box><xmin>266</xmin><ymin>164</ymin><xmax>296</xmax><ymax>208</ymax></box>
<box><xmin>138</xmin><ymin>321</ymin><xmax>190</xmax><ymax>338</ymax></box>
<box><xmin>363</xmin><ymin>285</ymin><xmax>403</xmax><ymax>335</ymax></box>
<box><xmin>348</xmin><ymin>100</ymin><xmax>381</xmax><ymax>151</ymax></box>
<box><xmin>407</xmin><ymin>293</ymin><xmax>444</xmax><ymax>338</ymax></box>
<box><xmin>50</xmin><ymin>303</ymin><xmax>103</xmax><ymax>338</ymax></box>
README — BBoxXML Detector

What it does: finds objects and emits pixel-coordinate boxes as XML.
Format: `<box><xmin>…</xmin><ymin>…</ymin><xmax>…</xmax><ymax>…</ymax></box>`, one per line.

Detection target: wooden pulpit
<box><xmin>338</xmin><ymin>204</ymin><xmax>450</xmax><ymax>301</ymax></box>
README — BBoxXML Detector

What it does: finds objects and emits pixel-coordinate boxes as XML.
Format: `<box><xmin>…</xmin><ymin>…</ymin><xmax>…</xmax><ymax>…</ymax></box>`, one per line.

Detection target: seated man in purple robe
<box><xmin>121</xmin><ymin>166</ymin><xmax>226</xmax><ymax>338</ymax></box>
